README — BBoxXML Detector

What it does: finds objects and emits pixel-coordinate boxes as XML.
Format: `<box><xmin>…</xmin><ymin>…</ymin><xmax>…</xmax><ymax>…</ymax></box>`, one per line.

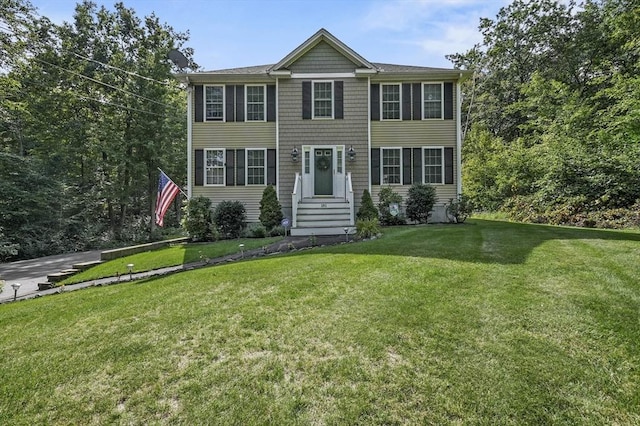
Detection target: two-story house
<box><xmin>177</xmin><ymin>28</ymin><xmax>468</xmax><ymax>235</ymax></box>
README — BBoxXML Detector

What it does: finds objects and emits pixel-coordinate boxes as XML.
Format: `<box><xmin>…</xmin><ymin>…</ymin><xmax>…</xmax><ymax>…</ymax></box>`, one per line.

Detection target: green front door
<box><xmin>314</xmin><ymin>148</ymin><xmax>333</xmax><ymax>196</ymax></box>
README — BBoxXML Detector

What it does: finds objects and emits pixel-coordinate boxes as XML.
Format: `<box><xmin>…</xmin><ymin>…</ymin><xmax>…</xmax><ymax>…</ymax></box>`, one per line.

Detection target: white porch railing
<box><xmin>346</xmin><ymin>172</ymin><xmax>354</xmax><ymax>225</ymax></box>
<box><xmin>292</xmin><ymin>172</ymin><xmax>302</xmax><ymax>228</ymax></box>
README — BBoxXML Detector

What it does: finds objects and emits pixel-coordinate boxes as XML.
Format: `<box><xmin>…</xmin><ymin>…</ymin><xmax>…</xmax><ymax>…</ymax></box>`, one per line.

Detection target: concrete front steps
<box><xmin>291</xmin><ymin>198</ymin><xmax>355</xmax><ymax>236</ymax></box>
<box><xmin>39</xmin><ymin>260</ymin><xmax>105</xmax><ymax>290</ymax></box>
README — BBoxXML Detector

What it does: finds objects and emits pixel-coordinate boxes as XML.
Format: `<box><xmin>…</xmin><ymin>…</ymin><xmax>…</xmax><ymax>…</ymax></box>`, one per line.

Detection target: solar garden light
<box><xmin>344</xmin><ymin>227</ymin><xmax>349</xmax><ymax>242</ymax></box>
<box><xmin>239</xmin><ymin>244</ymin><xmax>245</xmax><ymax>258</ymax></box>
<box><xmin>11</xmin><ymin>282</ymin><xmax>21</xmax><ymax>301</ymax></box>
<box><xmin>127</xmin><ymin>264</ymin><xmax>134</xmax><ymax>280</ymax></box>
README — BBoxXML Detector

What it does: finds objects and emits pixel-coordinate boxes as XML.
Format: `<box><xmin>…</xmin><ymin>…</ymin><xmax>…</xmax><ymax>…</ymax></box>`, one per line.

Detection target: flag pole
<box><xmin>158</xmin><ymin>167</ymin><xmax>188</xmax><ymax>198</ymax></box>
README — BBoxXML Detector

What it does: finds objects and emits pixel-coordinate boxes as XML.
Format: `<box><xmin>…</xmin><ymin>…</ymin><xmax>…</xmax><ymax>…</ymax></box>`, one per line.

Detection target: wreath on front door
<box><xmin>316</xmin><ymin>155</ymin><xmax>331</xmax><ymax>171</ymax></box>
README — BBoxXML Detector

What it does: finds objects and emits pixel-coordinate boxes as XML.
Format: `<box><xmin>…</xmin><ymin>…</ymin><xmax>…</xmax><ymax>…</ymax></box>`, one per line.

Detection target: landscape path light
<box><xmin>127</xmin><ymin>264</ymin><xmax>134</xmax><ymax>280</ymax></box>
<box><xmin>11</xmin><ymin>282</ymin><xmax>21</xmax><ymax>301</ymax></box>
<box><xmin>344</xmin><ymin>227</ymin><xmax>349</xmax><ymax>242</ymax></box>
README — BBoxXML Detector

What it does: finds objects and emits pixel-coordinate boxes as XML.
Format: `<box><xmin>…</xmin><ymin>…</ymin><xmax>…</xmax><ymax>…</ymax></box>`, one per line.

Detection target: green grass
<box><xmin>61</xmin><ymin>237</ymin><xmax>282</xmax><ymax>285</ymax></box>
<box><xmin>1</xmin><ymin>219</ymin><xmax>639</xmax><ymax>424</ymax></box>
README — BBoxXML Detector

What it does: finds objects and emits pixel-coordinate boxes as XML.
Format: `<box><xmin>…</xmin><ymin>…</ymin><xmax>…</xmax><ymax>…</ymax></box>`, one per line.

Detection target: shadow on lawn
<box><xmin>310</xmin><ymin>219</ymin><xmax>640</xmax><ymax>265</ymax></box>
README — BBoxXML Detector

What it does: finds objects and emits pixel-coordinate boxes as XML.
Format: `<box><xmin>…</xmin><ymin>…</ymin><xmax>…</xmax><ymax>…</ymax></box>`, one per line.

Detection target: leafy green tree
<box><xmin>378</xmin><ymin>187</ymin><xmax>405</xmax><ymax>226</ymax></box>
<box><xmin>181</xmin><ymin>196</ymin><xmax>214</xmax><ymax>241</ymax></box>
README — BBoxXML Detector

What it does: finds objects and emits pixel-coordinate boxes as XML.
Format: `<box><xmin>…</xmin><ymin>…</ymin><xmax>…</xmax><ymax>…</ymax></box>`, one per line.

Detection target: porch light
<box><xmin>347</xmin><ymin>146</ymin><xmax>356</xmax><ymax>161</ymax></box>
<box><xmin>291</xmin><ymin>146</ymin><xmax>299</xmax><ymax>162</ymax></box>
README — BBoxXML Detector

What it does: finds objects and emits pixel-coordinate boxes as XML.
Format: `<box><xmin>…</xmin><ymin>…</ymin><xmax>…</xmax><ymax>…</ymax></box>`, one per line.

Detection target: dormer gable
<box><xmin>268</xmin><ymin>28</ymin><xmax>378</xmax><ymax>76</ymax></box>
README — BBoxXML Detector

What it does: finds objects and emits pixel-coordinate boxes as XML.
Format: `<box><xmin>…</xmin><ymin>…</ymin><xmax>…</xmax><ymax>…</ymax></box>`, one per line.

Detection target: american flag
<box><xmin>155</xmin><ymin>170</ymin><xmax>181</xmax><ymax>227</ymax></box>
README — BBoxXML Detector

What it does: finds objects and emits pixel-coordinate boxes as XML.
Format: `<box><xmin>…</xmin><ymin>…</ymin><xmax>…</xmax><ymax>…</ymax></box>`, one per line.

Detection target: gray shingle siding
<box><xmin>289</xmin><ymin>41</ymin><xmax>359</xmax><ymax>74</ymax></box>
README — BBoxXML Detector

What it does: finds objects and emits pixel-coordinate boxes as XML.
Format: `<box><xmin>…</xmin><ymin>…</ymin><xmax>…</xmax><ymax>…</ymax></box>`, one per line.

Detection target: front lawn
<box><xmin>1</xmin><ymin>220</ymin><xmax>639</xmax><ymax>424</ymax></box>
<box><xmin>61</xmin><ymin>237</ymin><xmax>282</xmax><ymax>285</ymax></box>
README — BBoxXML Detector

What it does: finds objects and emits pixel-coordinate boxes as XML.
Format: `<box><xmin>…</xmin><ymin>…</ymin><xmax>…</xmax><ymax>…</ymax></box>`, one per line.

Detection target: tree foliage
<box><xmin>450</xmin><ymin>0</ymin><xmax>640</xmax><ymax>228</ymax></box>
<box><xmin>0</xmin><ymin>0</ymin><xmax>196</xmax><ymax>259</ymax></box>
<box><xmin>258</xmin><ymin>185</ymin><xmax>283</xmax><ymax>231</ymax></box>
<box><xmin>405</xmin><ymin>184</ymin><xmax>437</xmax><ymax>224</ymax></box>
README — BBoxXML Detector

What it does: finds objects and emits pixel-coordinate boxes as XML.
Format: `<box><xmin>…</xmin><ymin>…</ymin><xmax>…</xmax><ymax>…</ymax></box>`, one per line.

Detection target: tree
<box><xmin>259</xmin><ymin>185</ymin><xmax>283</xmax><ymax>230</ymax></box>
<box><xmin>356</xmin><ymin>189</ymin><xmax>378</xmax><ymax>221</ymax></box>
<box><xmin>405</xmin><ymin>184</ymin><xmax>437</xmax><ymax>224</ymax></box>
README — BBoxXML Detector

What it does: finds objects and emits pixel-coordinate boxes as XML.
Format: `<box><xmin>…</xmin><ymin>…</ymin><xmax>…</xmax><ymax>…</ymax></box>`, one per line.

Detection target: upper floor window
<box><xmin>246</xmin><ymin>85</ymin><xmax>265</xmax><ymax>121</ymax></box>
<box><xmin>423</xmin><ymin>83</ymin><xmax>443</xmax><ymax>119</ymax></box>
<box><xmin>246</xmin><ymin>149</ymin><xmax>266</xmax><ymax>185</ymax></box>
<box><xmin>382</xmin><ymin>148</ymin><xmax>402</xmax><ymax>185</ymax></box>
<box><xmin>381</xmin><ymin>84</ymin><xmax>401</xmax><ymax>120</ymax></box>
<box><xmin>313</xmin><ymin>81</ymin><xmax>333</xmax><ymax>119</ymax></box>
<box><xmin>205</xmin><ymin>85</ymin><xmax>224</xmax><ymax>121</ymax></box>
<box><xmin>423</xmin><ymin>147</ymin><xmax>444</xmax><ymax>184</ymax></box>
<box><xmin>205</xmin><ymin>149</ymin><xmax>225</xmax><ymax>185</ymax></box>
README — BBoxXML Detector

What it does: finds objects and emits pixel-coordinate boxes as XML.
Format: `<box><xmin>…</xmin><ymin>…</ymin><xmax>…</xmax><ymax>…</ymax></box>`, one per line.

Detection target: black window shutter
<box><xmin>444</xmin><ymin>82</ymin><xmax>454</xmax><ymax>120</ymax></box>
<box><xmin>402</xmin><ymin>84</ymin><xmax>411</xmax><ymax>120</ymax></box>
<box><xmin>412</xmin><ymin>83</ymin><xmax>422</xmax><ymax>120</ymax></box>
<box><xmin>403</xmin><ymin>148</ymin><xmax>412</xmax><ymax>184</ymax></box>
<box><xmin>370</xmin><ymin>83</ymin><xmax>380</xmax><ymax>121</ymax></box>
<box><xmin>371</xmin><ymin>148</ymin><xmax>380</xmax><ymax>185</ymax></box>
<box><xmin>334</xmin><ymin>81</ymin><xmax>344</xmax><ymax>119</ymax></box>
<box><xmin>267</xmin><ymin>85</ymin><xmax>276</xmax><ymax>122</ymax></box>
<box><xmin>225</xmin><ymin>85</ymin><xmax>235</xmax><ymax>122</ymax></box>
<box><xmin>235</xmin><ymin>85</ymin><xmax>244</xmax><ymax>122</ymax></box>
<box><xmin>302</xmin><ymin>81</ymin><xmax>311</xmax><ymax>119</ymax></box>
<box><xmin>195</xmin><ymin>149</ymin><xmax>204</xmax><ymax>185</ymax></box>
<box><xmin>444</xmin><ymin>147</ymin><xmax>454</xmax><ymax>184</ymax></box>
<box><xmin>236</xmin><ymin>149</ymin><xmax>245</xmax><ymax>186</ymax></box>
<box><xmin>413</xmin><ymin>147</ymin><xmax>422</xmax><ymax>183</ymax></box>
<box><xmin>194</xmin><ymin>85</ymin><xmax>203</xmax><ymax>122</ymax></box>
<box><xmin>267</xmin><ymin>149</ymin><xmax>276</xmax><ymax>185</ymax></box>
<box><xmin>225</xmin><ymin>149</ymin><xmax>235</xmax><ymax>186</ymax></box>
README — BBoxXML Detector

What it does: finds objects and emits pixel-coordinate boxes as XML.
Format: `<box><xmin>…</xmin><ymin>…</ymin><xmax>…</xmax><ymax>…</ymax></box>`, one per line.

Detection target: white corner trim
<box><xmin>186</xmin><ymin>86</ymin><xmax>193</xmax><ymax>199</ymax></box>
<box><xmin>456</xmin><ymin>79</ymin><xmax>462</xmax><ymax>196</ymax></box>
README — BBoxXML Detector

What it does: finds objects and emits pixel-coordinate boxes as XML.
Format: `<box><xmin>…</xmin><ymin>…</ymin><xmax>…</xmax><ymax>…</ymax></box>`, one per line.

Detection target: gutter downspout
<box><xmin>186</xmin><ymin>78</ymin><xmax>193</xmax><ymax>199</ymax></box>
<box><xmin>456</xmin><ymin>74</ymin><xmax>462</xmax><ymax>197</ymax></box>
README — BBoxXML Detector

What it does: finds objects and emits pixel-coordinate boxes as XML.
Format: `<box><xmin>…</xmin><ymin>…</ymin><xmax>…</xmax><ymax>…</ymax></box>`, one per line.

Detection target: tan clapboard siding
<box><xmin>278</xmin><ymin>77</ymin><xmax>369</xmax><ymax>215</ymax></box>
<box><xmin>193</xmin><ymin>122</ymin><xmax>276</xmax><ymax>149</ymax></box>
<box><xmin>371</xmin><ymin>184</ymin><xmax>457</xmax><ymax>209</ymax></box>
<box><xmin>371</xmin><ymin>120</ymin><xmax>456</xmax><ymax>147</ymax></box>
<box><xmin>192</xmin><ymin>186</ymin><xmax>266</xmax><ymax>223</ymax></box>
<box><xmin>289</xmin><ymin>41</ymin><xmax>358</xmax><ymax>73</ymax></box>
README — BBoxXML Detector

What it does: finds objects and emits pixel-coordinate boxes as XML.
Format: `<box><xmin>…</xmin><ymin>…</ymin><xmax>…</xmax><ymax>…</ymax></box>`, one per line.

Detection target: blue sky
<box><xmin>32</xmin><ymin>0</ymin><xmax>509</xmax><ymax>70</ymax></box>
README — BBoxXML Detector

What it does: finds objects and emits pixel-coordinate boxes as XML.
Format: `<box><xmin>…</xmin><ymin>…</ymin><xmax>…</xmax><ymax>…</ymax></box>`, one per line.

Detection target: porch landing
<box><xmin>291</xmin><ymin>198</ymin><xmax>355</xmax><ymax>236</ymax></box>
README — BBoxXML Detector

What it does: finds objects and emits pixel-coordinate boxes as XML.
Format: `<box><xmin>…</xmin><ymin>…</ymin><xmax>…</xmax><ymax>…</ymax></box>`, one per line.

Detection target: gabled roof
<box><xmin>268</xmin><ymin>28</ymin><xmax>377</xmax><ymax>73</ymax></box>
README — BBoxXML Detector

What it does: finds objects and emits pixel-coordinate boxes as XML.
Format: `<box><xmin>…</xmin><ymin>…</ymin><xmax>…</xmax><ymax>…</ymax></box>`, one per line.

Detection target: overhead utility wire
<box><xmin>32</xmin><ymin>56</ymin><xmax>172</xmax><ymax>108</ymax></box>
<box><xmin>0</xmin><ymin>22</ymin><xmax>182</xmax><ymax>89</ymax></box>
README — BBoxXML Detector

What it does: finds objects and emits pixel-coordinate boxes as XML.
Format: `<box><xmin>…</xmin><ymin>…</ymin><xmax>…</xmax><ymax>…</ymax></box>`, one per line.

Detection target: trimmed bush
<box><xmin>243</xmin><ymin>223</ymin><xmax>267</xmax><ymax>238</ymax></box>
<box><xmin>357</xmin><ymin>189</ymin><xmax>378</xmax><ymax>221</ymax></box>
<box><xmin>181</xmin><ymin>196</ymin><xmax>214</xmax><ymax>241</ymax></box>
<box><xmin>378</xmin><ymin>187</ymin><xmax>406</xmax><ymax>226</ymax></box>
<box><xmin>447</xmin><ymin>194</ymin><xmax>473</xmax><ymax>223</ymax></box>
<box><xmin>406</xmin><ymin>183</ymin><xmax>437</xmax><ymax>224</ymax></box>
<box><xmin>259</xmin><ymin>185</ymin><xmax>283</xmax><ymax>230</ymax></box>
<box><xmin>356</xmin><ymin>218</ymin><xmax>381</xmax><ymax>239</ymax></box>
<box><xmin>213</xmin><ymin>200</ymin><xmax>246</xmax><ymax>239</ymax></box>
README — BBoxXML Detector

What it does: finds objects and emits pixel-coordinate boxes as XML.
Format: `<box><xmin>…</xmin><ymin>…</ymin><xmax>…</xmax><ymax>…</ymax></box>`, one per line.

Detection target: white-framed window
<box><xmin>313</xmin><ymin>81</ymin><xmax>333</xmax><ymax>119</ymax></box>
<box><xmin>381</xmin><ymin>83</ymin><xmax>401</xmax><ymax>120</ymax></box>
<box><xmin>423</xmin><ymin>147</ymin><xmax>444</xmax><ymax>184</ymax></box>
<box><xmin>245</xmin><ymin>85</ymin><xmax>265</xmax><ymax>122</ymax></box>
<box><xmin>204</xmin><ymin>85</ymin><xmax>224</xmax><ymax>121</ymax></box>
<box><xmin>382</xmin><ymin>147</ymin><xmax>402</xmax><ymax>185</ymax></box>
<box><xmin>205</xmin><ymin>148</ymin><xmax>225</xmax><ymax>185</ymax></box>
<box><xmin>423</xmin><ymin>82</ymin><xmax>443</xmax><ymax>119</ymax></box>
<box><xmin>246</xmin><ymin>148</ymin><xmax>266</xmax><ymax>185</ymax></box>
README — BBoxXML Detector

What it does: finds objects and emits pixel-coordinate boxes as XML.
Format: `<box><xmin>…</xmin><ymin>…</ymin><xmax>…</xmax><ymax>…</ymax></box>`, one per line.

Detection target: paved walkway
<box><xmin>0</xmin><ymin>250</ymin><xmax>103</xmax><ymax>302</ymax></box>
<box><xmin>0</xmin><ymin>235</ymin><xmax>348</xmax><ymax>303</ymax></box>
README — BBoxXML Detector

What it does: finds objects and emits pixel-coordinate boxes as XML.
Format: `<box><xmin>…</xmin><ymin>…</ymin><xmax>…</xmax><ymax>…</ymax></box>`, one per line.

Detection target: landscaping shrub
<box><xmin>378</xmin><ymin>187</ymin><xmax>406</xmax><ymax>226</ymax></box>
<box><xmin>213</xmin><ymin>200</ymin><xmax>246</xmax><ymax>239</ymax></box>
<box><xmin>243</xmin><ymin>223</ymin><xmax>267</xmax><ymax>238</ymax></box>
<box><xmin>406</xmin><ymin>183</ymin><xmax>436</xmax><ymax>224</ymax></box>
<box><xmin>356</xmin><ymin>218</ymin><xmax>381</xmax><ymax>239</ymax></box>
<box><xmin>259</xmin><ymin>185</ymin><xmax>283</xmax><ymax>231</ymax></box>
<box><xmin>356</xmin><ymin>189</ymin><xmax>378</xmax><ymax>221</ymax></box>
<box><xmin>181</xmin><ymin>196</ymin><xmax>214</xmax><ymax>241</ymax></box>
<box><xmin>269</xmin><ymin>225</ymin><xmax>286</xmax><ymax>237</ymax></box>
<box><xmin>447</xmin><ymin>194</ymin><xmax>474</xmax><ymax>223</ymax></box>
